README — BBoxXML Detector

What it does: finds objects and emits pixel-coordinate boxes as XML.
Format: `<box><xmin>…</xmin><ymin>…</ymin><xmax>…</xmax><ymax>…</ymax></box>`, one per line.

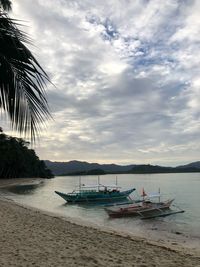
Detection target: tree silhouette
<box><xmin>0</xmin><ymin>128</ymin><xmax>54</xmax><ymax>178</ymax></box>
<box><xmin>0</xmin><ymin>0</ymin><xmax>51</xmax><ymax>140</ymax></box>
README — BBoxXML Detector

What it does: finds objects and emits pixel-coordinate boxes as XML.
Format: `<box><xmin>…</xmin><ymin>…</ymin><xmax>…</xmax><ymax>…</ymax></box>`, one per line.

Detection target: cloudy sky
<box><xmin>4</xmin><ymin>0</ymin><xmax>200</xmax><ymax>166</ymax></box>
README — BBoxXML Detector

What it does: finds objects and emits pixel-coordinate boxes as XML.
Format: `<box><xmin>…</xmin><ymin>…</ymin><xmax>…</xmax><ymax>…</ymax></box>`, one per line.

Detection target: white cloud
<box><xmin>1</xmin><ymin>0</ymin><xmax>199</xmax><ymax>166</ymax></box>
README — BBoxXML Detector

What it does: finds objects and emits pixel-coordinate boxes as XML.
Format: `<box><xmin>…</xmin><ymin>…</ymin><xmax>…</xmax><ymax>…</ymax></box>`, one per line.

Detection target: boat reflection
<box><xmin>5</xmin><ymin>181</ymin><xmax>45</xmax><ymax>195</ymax></box>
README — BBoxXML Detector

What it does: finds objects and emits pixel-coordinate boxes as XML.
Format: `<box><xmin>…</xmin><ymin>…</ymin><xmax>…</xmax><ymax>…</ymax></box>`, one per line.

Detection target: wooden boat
<box><xmin>55</xmin><ymin>177</ymin><xmax>135</xmax><ymax>203</ymax></box>
<box><xmin>105</xmin><ymin>187</ymin><xmax>185</xmax><ymax>219</ymax></box>
<box><xmin>105</xmin><ymin>199</ymin><xmax>174</xmax><ymax>218</ymax></box>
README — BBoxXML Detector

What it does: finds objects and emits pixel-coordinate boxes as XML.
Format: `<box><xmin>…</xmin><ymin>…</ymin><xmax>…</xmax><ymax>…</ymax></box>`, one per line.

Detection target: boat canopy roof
<box><xmin>147</xmin><ymin>193</ymin><xmax>161</xmax><ymax>198</ymax></box>
<box><xmin>77</xmin><ymin>184</ymin><xmax>121</xmax><ymax>189</ymax></box>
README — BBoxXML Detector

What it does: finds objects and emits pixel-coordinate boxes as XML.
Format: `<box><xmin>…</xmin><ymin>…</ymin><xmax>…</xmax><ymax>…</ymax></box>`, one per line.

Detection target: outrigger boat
<box><xmin>105</xmin><ymin>199</ymin><xmax>174</xmax><ymax>218</ymax></box>
<box><xmin>105</xmin><ymin>188</ymin><xmax>184</xmax><ymax>219</ymax></box>
<box><xmin>55</xmin><ymin>177</ymin><xmax>135</xmax><ymax>203</ymax></box>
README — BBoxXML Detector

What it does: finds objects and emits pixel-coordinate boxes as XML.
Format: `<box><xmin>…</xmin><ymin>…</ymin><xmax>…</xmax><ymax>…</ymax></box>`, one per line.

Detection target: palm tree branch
<box><xmin>0</xmin><ymin>13</ymin><xmax>51</xmax><ymax>140</ymax></box>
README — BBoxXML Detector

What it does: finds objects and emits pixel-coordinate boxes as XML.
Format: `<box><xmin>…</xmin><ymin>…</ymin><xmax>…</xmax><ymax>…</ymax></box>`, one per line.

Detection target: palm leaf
<box><xmin>0</xmin><ymin>13</ymin><xmax>51</xmax><ymax>140</ymax></box>
<box><xmin>0</xmin><ymin>0</ymin><xmax>11</xmax><ymax>11</ymax></box>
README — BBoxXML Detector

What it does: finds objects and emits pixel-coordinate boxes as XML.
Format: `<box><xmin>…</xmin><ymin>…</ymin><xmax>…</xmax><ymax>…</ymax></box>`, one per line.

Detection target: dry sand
<box><xmin>0</xmin><ymin>198</ymin><xmax>199</xmax><ymax>267</ymax></box>
<box><xmin>0</xmin><ymin>178</ymin><xmax>200</xmax><ymax>267</ymax></box>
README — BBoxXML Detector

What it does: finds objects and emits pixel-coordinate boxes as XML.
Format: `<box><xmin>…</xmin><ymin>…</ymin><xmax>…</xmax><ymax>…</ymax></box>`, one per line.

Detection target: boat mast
<box><xmin>158</xmin><ymin>187</ymin><xmax>161</xmax><ymax>202</ymax></box>
<box><xmin>98</xmin><ymin>176</ymin><xmax>100</xmax><ymax>191</ymax></box>
<box><xmin>142</xmin><ymin>188</ymin><xmax>146</xmax><ymax>201</ymax></box>
<box><xmin>79</xmin><ymin>176</ymin><xmax>81</xmax><ymax>192</ymax></box>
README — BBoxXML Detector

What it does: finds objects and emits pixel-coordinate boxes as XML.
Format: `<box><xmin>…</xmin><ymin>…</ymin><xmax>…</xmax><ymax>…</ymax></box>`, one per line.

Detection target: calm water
<box><xmin>2</xmin><ymin>173</ymin><xmax>200</xmax><ymax>248</ymax></box>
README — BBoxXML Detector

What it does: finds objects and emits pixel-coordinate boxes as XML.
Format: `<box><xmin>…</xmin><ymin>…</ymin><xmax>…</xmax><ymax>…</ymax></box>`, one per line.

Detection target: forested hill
<box><xmin>45</xmin><ymin>160</ymin><xmax>200</xmax><ymax>176</ymax></box>
<box><xmin>0</xmin><ymin>129</ymin><xmax>53</xmax><ymax>179</ymax></box>
<box><xmin>45</xmin><ymin>160</ymin><xmax>135</xmax><ymax>176</ymax></box>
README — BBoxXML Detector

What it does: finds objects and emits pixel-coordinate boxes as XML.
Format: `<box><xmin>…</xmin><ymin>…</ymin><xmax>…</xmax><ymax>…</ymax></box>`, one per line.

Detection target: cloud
<box><xmin>2</xmin><ymin>0</ymin><xmax>199</xmax><ymax>166</ymax></box>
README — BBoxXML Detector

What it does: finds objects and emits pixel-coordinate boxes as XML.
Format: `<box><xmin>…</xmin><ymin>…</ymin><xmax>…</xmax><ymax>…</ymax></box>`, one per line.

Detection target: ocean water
<box><xmin>2</xmin><ymin>173</ymin><xmax>200</xmax><ymax>248</ymax></box>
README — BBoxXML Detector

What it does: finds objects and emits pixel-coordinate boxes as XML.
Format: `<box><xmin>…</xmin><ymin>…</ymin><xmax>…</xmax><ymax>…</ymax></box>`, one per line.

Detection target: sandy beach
<box><xmin>0</xmin><ymin>194</ymin><xmax>199</xmax><ymax>267</ymax></box>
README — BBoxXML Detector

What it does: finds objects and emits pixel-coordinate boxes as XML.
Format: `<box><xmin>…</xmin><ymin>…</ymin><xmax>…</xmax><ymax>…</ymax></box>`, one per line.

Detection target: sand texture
<box><xmin>0</xmin><ymin>199</ymin><xmax>199</xmax><ymax>267</ymax></box>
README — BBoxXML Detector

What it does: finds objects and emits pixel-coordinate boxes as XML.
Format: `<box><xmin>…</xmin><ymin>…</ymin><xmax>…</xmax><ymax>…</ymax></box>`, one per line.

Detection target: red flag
<box><xmin>141</xmin><ymin>188</ymin><xmax>147</xmax><ymax>197</ymax></box>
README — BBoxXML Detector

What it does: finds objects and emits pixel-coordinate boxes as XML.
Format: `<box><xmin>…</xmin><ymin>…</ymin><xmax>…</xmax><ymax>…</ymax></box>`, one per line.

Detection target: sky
<box><xmin>2</xmin><ymin>0</ymin><xmax>200</xmax><ymax>166</ymax></box>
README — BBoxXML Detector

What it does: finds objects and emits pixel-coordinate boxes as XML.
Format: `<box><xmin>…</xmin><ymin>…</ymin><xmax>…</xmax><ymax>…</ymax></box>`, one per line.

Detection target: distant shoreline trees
<box><xmin>47</xmin><ymin>161</ymin><xmax>200</xmax><ymax>176</ymax></box>
<box><xmin>0</xmin><ymin>128</ymin><xmax>53</xmax><ymax>178</ymax></box>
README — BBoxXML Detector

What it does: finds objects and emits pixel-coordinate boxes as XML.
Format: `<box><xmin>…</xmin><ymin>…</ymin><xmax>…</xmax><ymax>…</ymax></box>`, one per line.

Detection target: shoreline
<box><xmin>0</xmin><ymin>177</ymin><xmax>45</xmax><ymax>188</ymax></box>
<box><xmin>1</xmin><ymin>178</ymin><xmax>199</xmax><ymax>252</ymax></box>
<box><xmin>6</xmin><ymin>199</ymin><xmax>200</xmax><ymax>255</ymax></box>
<box><xmin>0</xmin><ymin>178</ymin><xmax>200</xmax><ymax>266</ymax></box>
<box><xmin>0</xmin><ymin>197</ymin><xmax>199</xmax><ymax>267</ymax></box>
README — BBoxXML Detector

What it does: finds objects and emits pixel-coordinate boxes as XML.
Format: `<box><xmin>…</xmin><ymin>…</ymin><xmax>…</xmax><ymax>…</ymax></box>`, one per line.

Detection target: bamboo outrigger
<box><xmin>104</xmin><ymin>188</ymin><xmax>185</xmax><ymax>219</ymax></box>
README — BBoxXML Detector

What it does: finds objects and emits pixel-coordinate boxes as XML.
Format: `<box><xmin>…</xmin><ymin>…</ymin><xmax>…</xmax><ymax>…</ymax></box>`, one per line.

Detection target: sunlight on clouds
<box><xmin>5</xmin><ymin>0</ymin><xmax>200</xmax><ymax>165</ymax></box>
<box><xmin>99</xmin><ymin>61</ymin><xmax>127</xmax><ymax>75</ymax></box>
<box><xmin>138</xmin><ymin>142</ymin><xmax>200</xmax><ymax>154</ymax></box>
<box><xmin>151</xmin><ymin>65</ymin><xmax>171</xmax><ymax>76</ymax></box>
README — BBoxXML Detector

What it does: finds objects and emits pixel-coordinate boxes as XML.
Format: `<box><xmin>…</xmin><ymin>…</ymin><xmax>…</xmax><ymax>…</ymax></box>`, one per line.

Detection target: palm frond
<box><xmin>0</xmin><ymin>0</ymin><xmax>11</xmax><ymax>11</ymax></box>
<box><xmin>0</xmin><ymin>13</ymin><xmax>51</xmax><ymax>141</ymax></box>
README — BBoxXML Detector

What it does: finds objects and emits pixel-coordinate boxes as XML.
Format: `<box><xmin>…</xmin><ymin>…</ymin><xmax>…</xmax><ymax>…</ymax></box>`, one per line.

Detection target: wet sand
<box><xmin>0</xmin><ymin>178</ymin><xmax>200</xmax><ymax>266</ymax></box>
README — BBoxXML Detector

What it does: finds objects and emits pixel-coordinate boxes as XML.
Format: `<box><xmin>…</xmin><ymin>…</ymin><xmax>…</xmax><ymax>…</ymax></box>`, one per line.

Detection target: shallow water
<box><xmin>2</xmin><ymin>173</ymin><xmax>200</xmax><ymax>249</ymax></box>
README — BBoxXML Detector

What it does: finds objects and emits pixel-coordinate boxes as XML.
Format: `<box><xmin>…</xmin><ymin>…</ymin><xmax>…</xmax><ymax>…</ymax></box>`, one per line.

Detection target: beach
<box><xmin>0</xmin><ymin>194</ymin><xmax>199</xmax><ymax>267</ymax></box>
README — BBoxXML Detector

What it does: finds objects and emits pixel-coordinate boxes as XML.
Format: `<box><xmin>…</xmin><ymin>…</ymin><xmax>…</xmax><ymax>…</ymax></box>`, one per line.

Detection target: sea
<box><xmin>1</xmin><ymin>173</ymin><xmax>200</xmax><ymax>250</ymax></box>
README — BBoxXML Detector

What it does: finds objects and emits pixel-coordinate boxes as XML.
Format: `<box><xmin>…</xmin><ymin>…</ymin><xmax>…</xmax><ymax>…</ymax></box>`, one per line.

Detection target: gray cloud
<box><xmin>3</xmin><ymin>0</ymin><xmax>199</xmax><ymax>166</ymax></box>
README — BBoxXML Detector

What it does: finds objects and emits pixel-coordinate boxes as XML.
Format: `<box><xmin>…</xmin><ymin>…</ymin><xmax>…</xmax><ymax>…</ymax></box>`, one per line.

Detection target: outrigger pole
<box><xmin>141</xmin><ymin>210</ymin><xmax>185</xmax><ymax>220</ymax></box>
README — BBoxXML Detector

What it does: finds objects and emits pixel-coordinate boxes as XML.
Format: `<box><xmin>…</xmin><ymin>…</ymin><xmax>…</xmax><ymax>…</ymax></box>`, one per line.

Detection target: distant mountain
<box><xmin>128</xmin><ymin>164</ymin><xmax>173</xmax><ymax>174</ymax></box>
<box><xmin>45</xmin><ymin>160</ymin><xmax>200</xmax><ymax>176</ymax></box>
<box><xmin>176</xmin><ymin>161</ymin><xmax>200</xmax><ymax>169</ymax></box>
<box><xmin>128</xmin><ymin>164</ymin><xmax>200</xmax><ymax>174</ymax></box>
<box><xmin>44</xmin><ymin>160</ymin><xmax>135</xmax><ymax>175</ymax></box>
